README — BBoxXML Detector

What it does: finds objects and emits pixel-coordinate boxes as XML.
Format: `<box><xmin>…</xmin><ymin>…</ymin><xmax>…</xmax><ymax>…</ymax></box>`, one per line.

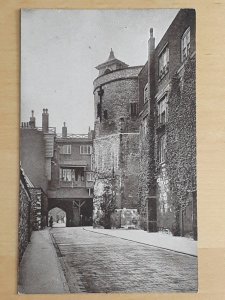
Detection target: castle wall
<box><xmin>94</xmin><ymin>67</ymin><xmax>142</xmax><ymax>137</ymax></box>
<box><xmin>93</xmin><ymin>133</ymin><xmax>140</xmax><ymax>227</ymax></box>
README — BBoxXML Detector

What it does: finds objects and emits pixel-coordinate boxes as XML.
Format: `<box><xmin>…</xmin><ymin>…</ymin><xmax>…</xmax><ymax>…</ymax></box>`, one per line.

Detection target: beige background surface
<box><xmin>0</xmin><ymin>0</ymin><xmax>225</xmax><ymax>299</ymax></box>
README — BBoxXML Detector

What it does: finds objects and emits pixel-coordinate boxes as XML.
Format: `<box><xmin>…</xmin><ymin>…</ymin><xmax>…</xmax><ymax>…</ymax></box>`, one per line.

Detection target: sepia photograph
<box><xmin>19</xmin><ymin>8</ymin><xmax>197</xmax><ymax>293</ymax></box>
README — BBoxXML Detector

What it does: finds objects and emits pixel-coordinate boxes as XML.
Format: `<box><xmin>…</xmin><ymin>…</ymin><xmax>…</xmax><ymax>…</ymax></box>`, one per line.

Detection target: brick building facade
<box><xmin>138</xmin><ymin>9</ymin><xmax>197</xmax><ymax>238</ymax></box>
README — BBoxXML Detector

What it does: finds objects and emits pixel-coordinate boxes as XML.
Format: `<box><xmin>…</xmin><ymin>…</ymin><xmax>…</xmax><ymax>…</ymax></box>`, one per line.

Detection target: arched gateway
<box><xmin>48</xmin><ymin>199</ymin><xmax>93</xmax><ymax>227</ymax></box>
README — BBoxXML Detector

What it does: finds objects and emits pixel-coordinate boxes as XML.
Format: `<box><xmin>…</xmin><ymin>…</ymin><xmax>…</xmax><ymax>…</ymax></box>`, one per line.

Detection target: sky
<box><xmin>21</xmin><ymin>9</ymin><xmax>179</xmax><ymax>134</ymax></box>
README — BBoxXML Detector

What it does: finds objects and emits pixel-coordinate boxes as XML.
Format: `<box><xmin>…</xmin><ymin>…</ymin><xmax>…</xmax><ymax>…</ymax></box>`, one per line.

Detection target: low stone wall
<box><xmin>93</xmin><ymin>207</ymin><xmax>139</xmax><ymax>229</ymax></box>
<box><xmin>19</xmin><ymin>171</ymin><xmax>32</xmax><ymax>263</ymax></box>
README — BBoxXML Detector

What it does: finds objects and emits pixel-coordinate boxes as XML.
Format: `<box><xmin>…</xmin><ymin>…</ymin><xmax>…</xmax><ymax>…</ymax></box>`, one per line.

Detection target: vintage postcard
<box><xmin>19</xmin><ymin>9</ymin><xmax>197</xmax><ymax>293</ymax></box>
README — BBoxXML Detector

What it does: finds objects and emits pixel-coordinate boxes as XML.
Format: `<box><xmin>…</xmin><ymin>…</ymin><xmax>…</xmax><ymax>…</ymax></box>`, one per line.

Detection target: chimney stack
<box><xmin>148</xmin><ymin>28</ymin><xmax>155</xmax><ymax>101</ymax></box>
<box><xmin>29</xmin><ymin>110</ymin><xmax>36</xmax><ymax>128</ymax></box>
<box><xmin>42</xmin><ymin>108</ymin><xmax>49</xmax><ymax>133</ymax></box>
<box><xmin>62</xmin><ymin>122</ymin><xmax>67</xmax><ymax>138</ymax></box>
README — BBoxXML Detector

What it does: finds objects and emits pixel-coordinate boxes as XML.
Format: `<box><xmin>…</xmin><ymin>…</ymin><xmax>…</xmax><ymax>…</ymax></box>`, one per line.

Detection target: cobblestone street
<box><xmin>50</xmin><ymin>227</ymin><xmax>197</xmax><ymax>293</ymax></box>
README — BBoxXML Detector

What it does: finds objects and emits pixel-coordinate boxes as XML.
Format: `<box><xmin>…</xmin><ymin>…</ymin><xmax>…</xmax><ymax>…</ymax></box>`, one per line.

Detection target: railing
<box><xmin>56</xmin><ymin>133</ymin><xmax>89</xmax><ymax>139</ymax></box>
<box><xmin>20</xmin><ymin>123</ymin><xmax>56</xmax><ymax>134</ymax></box>
<box><xmin>59</xmin><ymin>181</ymin><xmax>86</xmax><ymax>188</ymax></box>
<box><xmin>37</xmin><ymin>127</ymin><xmax>56</xmax><ymax>134</ymax></box>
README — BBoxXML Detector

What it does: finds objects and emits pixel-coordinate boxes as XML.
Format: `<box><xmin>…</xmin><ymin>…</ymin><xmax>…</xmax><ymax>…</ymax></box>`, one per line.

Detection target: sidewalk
<box><xmin>83</xmin><ymin>227</ymin><xmax>197</xmax><ymax>256</ymax></box>
<box><xmin>18</xmin><ymin>228</ymin><xmax>69</xmax><ymax>294</ymax></box>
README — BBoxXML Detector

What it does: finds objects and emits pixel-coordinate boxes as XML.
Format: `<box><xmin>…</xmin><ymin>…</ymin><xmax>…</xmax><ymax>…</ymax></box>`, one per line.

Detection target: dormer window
<box><xmin>104</xmin><ymin>68</ymin><xmax>112</xmax><ymax>75</ymax></box>
<box><xmin>158</xmin><ymin>45</ymin><xmax>169</xmax><ymax>79</ymax></box>
<box><xmin>181</xmin><ymin>27</ymin><xmax>191</xmax><ymax>62</ymax></box>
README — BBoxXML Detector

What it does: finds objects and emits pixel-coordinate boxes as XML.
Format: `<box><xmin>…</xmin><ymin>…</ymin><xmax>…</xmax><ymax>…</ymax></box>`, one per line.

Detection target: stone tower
<box><xmin>93</xmin><ymin>50</ymin><xmax>143</xmax><ymax>228</ymax></box>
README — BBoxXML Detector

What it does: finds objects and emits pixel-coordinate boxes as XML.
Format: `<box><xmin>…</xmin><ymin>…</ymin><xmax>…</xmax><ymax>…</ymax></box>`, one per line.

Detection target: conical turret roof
<box><xmin>95</xmin><ymin>49</ymin><xmax>128</xmax><ymax>71</ymax></box>
<box><xmin>108</xmin><ymin>48</ymin><xmax>115</xmax><ymax>60</ymax></box>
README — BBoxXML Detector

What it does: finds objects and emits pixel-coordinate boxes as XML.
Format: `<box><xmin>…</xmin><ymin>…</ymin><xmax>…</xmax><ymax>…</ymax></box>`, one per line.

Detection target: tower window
<box><xmin>104</xmin><ymin>110</ymin><xmax>108</xmax><ymax>119</ymax></box>
<box><xmin>97</xmin><ymin>103</ymin><xmax>101</xmax><ymax>118</ymax></box>
<box><xmin>104</xmin><ymin>68</ymin><xmax>112</xmax><ymax>75</ymax></box>
<box><xmin>130</xmin><ymin>103</ymin><xmax>138</xmax><ymax>117</ymax></box>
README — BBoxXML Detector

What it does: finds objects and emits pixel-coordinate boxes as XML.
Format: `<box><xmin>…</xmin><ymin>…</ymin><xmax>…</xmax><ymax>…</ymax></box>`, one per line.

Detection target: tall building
<box><xmin>138</xmin><ymin>9</ymin><xmax>197</xmax><ymax>238</ymax></box>
<box><xmin>20</xmin><ymin>110</ymin><xmax>94</xmax><ymax>228</ymax></box>
<box><xmin>49</xmin><ymin>123</ymin><xmax>94</xmax><ymax>226</ymax></box>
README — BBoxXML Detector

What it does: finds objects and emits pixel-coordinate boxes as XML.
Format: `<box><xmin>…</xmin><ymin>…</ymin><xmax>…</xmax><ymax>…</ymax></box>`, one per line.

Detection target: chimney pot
<box><xmin>42</xmin><ymin>108</ymin><xmax>49</xmax><ymax>132</ymax></box>
<box><xmin>62</xmin><ymin>121</ymin><xmax>67</xmax><ymax>138</ymax></box>
<box><xmin>150</xmin><ymin>28</ymin><xmax>153</xmax><ymax>37</ymax></box>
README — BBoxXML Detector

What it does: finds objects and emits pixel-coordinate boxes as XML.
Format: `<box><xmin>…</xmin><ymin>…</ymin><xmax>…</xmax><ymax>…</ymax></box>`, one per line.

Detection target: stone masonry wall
<box><xmin>94</xmin><ymin>67</ymin><xmax>142</xmax><ymax>138</ymax></box>
<box><xmin>138</xmin><ymin>115</ymin><xmax>151</xmax><ymax>230</ymax></box>
<box><xmin>93</xmin><ymin>133</ymin><xmax>140</xmax><ymax>227</ymax></box>
<box><xmin>19</xmin><ymin>173</ymin><xmax>32</xmax><ymax>263</ymax></box>
<box><xmin>29</xmin><ymin>188</ymin><xmax>41</xmax><ymax>230</ymax></box>
<box><xmin>120</xmin><ymin>133</ymin><xmax>140</xmax><ymax>209</ymax></box>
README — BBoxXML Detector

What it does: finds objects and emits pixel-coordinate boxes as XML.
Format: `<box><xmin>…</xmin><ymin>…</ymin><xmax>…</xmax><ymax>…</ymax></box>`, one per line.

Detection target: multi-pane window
<box><xmin>80</xmin><ymin>145</ymin><xmax>92</xmax><ymax>155</ymax></box>
<box><xmin>59</xmin><ymin>144</ymin><xmax>71</xmax><ymax>154</ymax></box>
<box><xmin>60</xmin><ymin>168</ymin><xmax>75</xmax><ymax>181</ymax></box>
<box><xmin>60</xmin><ymin>168</ymin><xmax>85</xmax><ymax>182</ymax></box>
<box><xmin>130</xmin><ymin>103</ymin><xmax>138</xmax><ymax>117</ymax></box>
<box><xmin>181</xmin><ymin>27</ymin><xmax>191</xmax><ymax>62</ymax></box>
<box><xmin>144</xmin><ymin>83</ymin><xmax>148</xmax><ymax>104</ymax></box>
<box><xmin>159</xmin><ymin>46</ymin><xmax>169</xmax><ymax>78</ymax></box>
<box><xmin>157</xmin><ymin>95</ymin><xmax>168</xmax><ymax>125</ymax></box>
<box><xmin>159</xmin><ymin>135</ymin><xmax>166</xmax><ymax>163</ymax></box>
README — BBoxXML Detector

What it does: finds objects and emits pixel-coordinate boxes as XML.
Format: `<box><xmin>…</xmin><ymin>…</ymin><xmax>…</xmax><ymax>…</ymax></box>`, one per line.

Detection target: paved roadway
<box><xmin>50</xmin><ymin>227</ymin><xmax>198</xmax><ymax>293</ymax></box>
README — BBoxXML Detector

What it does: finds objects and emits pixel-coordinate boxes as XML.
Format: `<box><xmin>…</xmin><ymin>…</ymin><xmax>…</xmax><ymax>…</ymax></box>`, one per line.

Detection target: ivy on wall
<box><xmin>166</xmin><ymin>57</ymin><xmax>196</xmax><ymax>234</ymax></box>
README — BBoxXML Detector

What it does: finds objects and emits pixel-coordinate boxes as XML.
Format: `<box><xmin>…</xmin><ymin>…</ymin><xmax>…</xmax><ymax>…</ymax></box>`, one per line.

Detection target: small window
<box><xmin>104</xmin><ymin>110</ymin><xmax>108</xmax><ymax>119</ymax></box>
<box><xmin>80</xmin><ymin>145</ymin><xmax>92</xmax><ymax>155</ymax></box>
<box><xmin>97</xmin><ymin>103</ymin><xmax>101</xmax><ymax>118</ymax></box>
<box><xmin>159</xmin><ymin>46</ymin><xmax>169</xmax><ymax>78</ymax></box>
<box><xmin>181</xmin><ymin>27</ymin><xmax>191</xmax><ymax>62</ymax></box>
<box><xmin>86</xmin><ymin>172</ymin><xmax>94</xmax><ymax>181</ymax></box>
<box><xmin>144</xmin><ymin>83</ymin><xmax>148</xmax><ymax>104</ymax></box>
<box><xmin>157</xmin><ymin>95</ymin><xmax>168</xmax><ymax>125</ymax></box>
<box><xmin>143</xmin><ymin>116</ymin><xmax>148</xmax><ymax>135</ymax></box>
<box><xmin>104</xmin><ymin>68</ymin><xmax>112</xmax><ymax>75</ymax></box>
<box><xmin>159</xmin><ymin>135</ymin><xmax>166</xmax><ymax>163</ymax></box>
<box><xmin>59</xmin><ymin>145</ymin><xmax>71</xmax><ymax>155</ymax></box>
<box><xmin>130</xmin><ymin>103</ymin><xmax>138</xmax><ymax>117</ymax></box>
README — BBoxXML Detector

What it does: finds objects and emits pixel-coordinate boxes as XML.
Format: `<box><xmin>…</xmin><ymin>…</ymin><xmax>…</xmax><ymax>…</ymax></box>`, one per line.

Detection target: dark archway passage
<box><xmin>48</xmin><ymin>207</ymin><xmax>66</xmax><ymax>227</ymax></box>
<box><xmin>48</xmin><ymin>199</ymin><xmax>93</xmax><ymax>227</ymax></box>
